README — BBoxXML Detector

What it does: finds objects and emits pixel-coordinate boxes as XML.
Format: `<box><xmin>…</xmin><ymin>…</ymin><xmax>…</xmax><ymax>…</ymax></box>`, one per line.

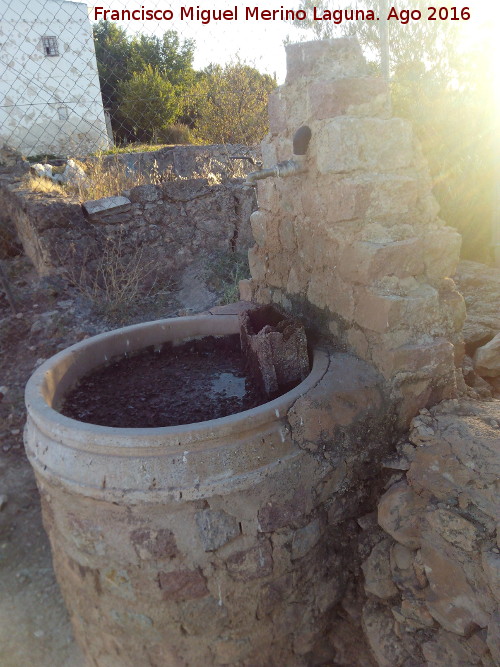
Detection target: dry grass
<box><xmin>62</xmin><ymin>227</ymin><xmax>161</xmax><ymax>322</ymax></box>
<box><xmin>23</xmin><ymin>175</ymin><xmax>66</xmax><ymax>195</ymax></box>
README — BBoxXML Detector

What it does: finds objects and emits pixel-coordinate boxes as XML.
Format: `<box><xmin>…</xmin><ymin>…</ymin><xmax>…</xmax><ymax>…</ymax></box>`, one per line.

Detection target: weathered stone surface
<box><xmin>82</xmin><ymin>196</ymin><xmax>132</xmax><ymax>221</ymax></box>
<box><xmin>226</xmin><ymin>539</ymin><xmax>273</xmax><ymax>581</ymax></box>
<box><xmin>474</xmin><ymin>333</ymin><xmax>500</xmax><ymax>378</ymax></box>
<box><xmin>258</xmin><ymin>488</ymin><xmax>307</xmax><ymax>532</ymax></box>
<box><xmin>291</xmin><ymin>518</ymin><xmax>321</xmax><ymax>561</ymax></box>
<box><xmin>128</xmin><ymin>184</ymin><xmax>160</xmax><ymax>203</ymax></box>
<box><xmin>361</xmin><ymin>538</ymin><xmax>398</xmax><ymax>599</ymax></box>
<box><xmin>157</xmin><ymin>569</ymin><xmax>208</xmax><ymax>602</ymax></box>
<box><xmin>129</xmin><ymin>528</ymin><xmax>178</xmax><ymax>560</ymax></box>
<box><xmin>422</xmin><ymin>227</ymin><xmax>462</xmax><ymax>281</ymax></box>
<box><xmin>316</xmin><ymin>117</ymin><xmax>413</xmax><ymax>175</ymax></box>
<box><xmin>288</xmin><ymin>352</ymin><xmax>383</xmax><ymax>452</ymax></box>
<box><xmin>454</xmin><ymin>260</ymin><xmax>500</xmax><ymax>352</ymax></box>
<box><xmin>424</xmin><ymin>508</ymin><xmax>480</xmax><ymax>552</ymax></box>
<box><xmin>422</xmin><ymin>629</ymin><xmax>484</xmax><ymax>665</ymax></box>
<box><xmin>378</xmin><ymin>481</ymin><xmax>425</xmax><ymax>549</ymax></box>
<box><xmin>487</xmin><ymin>610</ymin><xmax>500</xmax><ymax>664</ymax></box>
<box><xmin>362</xmin><ymin>600</ymin><xmax>409</xmax><ymax>667</ymax></box>
<box><xmin>353</xmin><ymin>284</ymin><xmax>433</xmax><ymax>334</ymax></box>
<box><xmin>0</xmin><ymin>144</ymin><xmax>29</xmax><ymax>175</ymax></box>
<box><xmin>399</xmin><ymin>598</ymin><xmax>435</xmax><ymax>629</ymax></box>
<box><xmin>420</xmin><ymin>542</ymin><xmax>490</xmax><ymax>635</ymax></box>
<box><xmin>308</xmin><ymin>77</ymin><xmax>389</xmax><ymax>120</ymax></box>
<box><xmin>338</xmin><ymin>238</ymin><xmax>424</xmax><ymax>285</ymax></box>
<box><xmin>481</xmin><ymin>550</ymin><xmax>500</xmax><ymax>604</ymax></box>
<box><xmin>179</xmin><ymin>596</ymin><xmax>228</xmax><ymax>636</ymax></box>
<box><xmin>195</xmin><ymin>509</ymin><xmax>240</xmax><ymax>552</ymax></box>
<box><xmin>285</xmin><ymin>37</ymin><xmax>367</xmax><ymax>83</ymax></box>
<box><xmin>372</xmin><ymin>339</ymin><xmax>454</xmax><ymax>381</ymax></box>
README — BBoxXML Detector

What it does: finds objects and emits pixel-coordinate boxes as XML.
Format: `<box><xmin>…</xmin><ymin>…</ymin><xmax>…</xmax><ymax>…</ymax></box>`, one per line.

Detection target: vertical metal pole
<box><xmin>379</xmin><ymin>0</ymin><xmax>390</xmax><ymax>81</ymax></box>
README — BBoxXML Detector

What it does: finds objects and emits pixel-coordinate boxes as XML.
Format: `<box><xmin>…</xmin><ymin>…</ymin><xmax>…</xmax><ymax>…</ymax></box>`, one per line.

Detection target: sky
<box><xmin>82</xmin><ymin>0</ymin><xmax>495</xmax><ymax>83</ymax></box>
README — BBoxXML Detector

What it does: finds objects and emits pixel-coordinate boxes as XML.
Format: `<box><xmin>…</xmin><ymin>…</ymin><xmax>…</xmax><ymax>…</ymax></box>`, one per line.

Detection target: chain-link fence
<box><xmin>0</xmin><ymin>0</ymin><xmax>306</xmax><ymax>160</ymax></box>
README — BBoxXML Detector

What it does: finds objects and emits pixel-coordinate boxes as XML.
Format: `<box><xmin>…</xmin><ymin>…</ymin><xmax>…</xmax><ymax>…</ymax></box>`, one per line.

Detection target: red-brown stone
<box><xmin>157</xmin><ymin>569</ymin><xmax>208</xmax><ymax>601</ymax></box>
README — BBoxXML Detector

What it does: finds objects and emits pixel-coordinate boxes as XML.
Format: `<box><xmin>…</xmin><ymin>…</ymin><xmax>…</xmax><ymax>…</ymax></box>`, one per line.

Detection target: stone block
<box><xmin>420</xmin><ymin>543</ymin><xmax>490</xmax><ymax>635</ymax></box>
<box><xmin>361</xmin><ymin>538</ymin><xmax>398</xmax><ymax>599</ymax></box>
<box><xmin>285</xmin><ymin>38</ymin><xmax>367</xmax><ymax>83</ymax></box>
<box><xmin>474</xmin><ymin>333</ymin><xmax>500</xmax><ymax>378</ymax></box>
<box><xmin>378</xmin><ymin>481</ymin><xmax>425</xmax><ymax>549</ymax></box>
<box><xmin>288</xmin><ymin>352</ymin><xmax>383</xmax><ymax>452</ymax></box>
<box><xmin>338</xmin><ymin>238</ymin><xmax>424</xmax><ymax>284</ymax></box>
<box><xmin>424</xmin><ymin>508</ymin><xmax>480</xmax><ymax>553</ymax></box>
<box><xmin>354</xmin><ymin>289</ymin><xmax>403</xmax><ymax>333</ymax></box>
<box><xmin>226</xmin><ymin>539</ymin><xmax>273</xmax><ymax>581</ymax></box>
<box><xmin>422</xmin><ymin>629</ymin><xmax>486</xmax><ymax>665</ymax></box>
<box><xmin>407</xmin><ymin>439</ymin><xmax>473</xmax><ymax>500</ymax></box>
<box><xmin>129</xmin><ymin>528</ymin><xmax>178</xmax><ymax>560</ymax></box>
<box><xmin>268</xmin><ymin>90</ymin><xmax>287</xmax><ymax>134</ymax></box>
<box><xmin>354</xmin><ymin>284</ymin><xmax>439</xmax><ymax>333</ymax></box>
<box><xmin>315</xmin><ymin>117</ymin><xmax>413</xmax><ymax>174</ymax></box>
<box><xmin>301</xmin><ymin>176</ymin><xmax>371</xmax><ymax>224</ymax></box>
<box><xmin>238</xmin><ymin>278</ymin><xmax>255</xmax><ymax>301</ymax></box>
<box><xmin>248</xmin><ymin>245</ymin><xmax>266</xmax><ymax>283</ymax></box>
<box><xmin>481</xmin><ymin>550</ymin><xmax>500</xmax><ymax>604</ymax></box>
<box><xmin>157</xmin><ymin>569</ymin><xmax>208</xmax><ymax>602</ymax></box>
<box><xmin>249</xmin><ymin>210</ymin><xmax>268</xmax><ymax>247</ymax></box>
<box><xmin>308</xmin><ymin>77</ymin><xmax>389</xmax><ymax>120</ymax></box>
<box><xmin>82</xmin><ymin>195</ymin><xmax>132</xmax><ymax>222</ymax></box>
<box><xmin>291</xmin><ymin>519</ymin><xmax>321</xmax><ymax>560</ymax></box>
<box><xmin>362</xmin><ymin>600</ymin><xmax>410</xmax><ymax>667</ymax></box>
<box><xmin>256</xmin><ymin>179</ymin><xmax>279</xmax><ymax>212</ymax></box>
<box><xmin>364</xmin><ymin>174</ymin><xmax>420</xmax><ymax>224</ymax></box>
<box><xmin>423</xmin><ymin>227</ymin><xmax>462</xmax><ymax>280</ymax></box>
<box><xmin>128</xmin><ymin>184</ymin><xmax>160</xmax><ymax>203</ymax></box>
<box><xmin>195</xmin><ymin>509</ymin><xmax>240</xmax><ymax>552</ymax></box>
<box><xmin>258</xmin><ymin>488</ymin><xmax>308</xmax><ymax>532</ymax></box>
<box><xmin>372</xmin><ymin>339</ymin><xmax>455</xmax><ymax>380</ymax></box>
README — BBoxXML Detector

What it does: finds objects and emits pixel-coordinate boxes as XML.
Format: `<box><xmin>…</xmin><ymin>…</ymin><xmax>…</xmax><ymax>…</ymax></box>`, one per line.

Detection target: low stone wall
<box><xmin>0</xmin><ymin>174</ymin><xmax>256</xmax><ymax>280</ymax></box>
<box><xmin>92</xmin><ymin>144</ymin><xmax>260</xmax><ymax>180</ymax></box>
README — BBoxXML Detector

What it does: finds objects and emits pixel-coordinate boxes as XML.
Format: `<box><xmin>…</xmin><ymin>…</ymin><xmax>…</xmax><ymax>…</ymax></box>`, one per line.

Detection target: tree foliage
<box><xmin>92</xmin><ymin>23</ymin><xmax>275</xmax><ymax>149</ymax></box>
<box><xmin>93</xmin><ymin>22</ymin><xmax>195</xmax><ymax>142</ymax></box>
<box><xmin>292</xmin><ymin>1</ymin><xmax>495</xmax><ymax>260</ymax></box>
<box><xmin>118</xmin><ymin>66</ymin><xmax>181</xmax><ymax>143</ymax></box>
<box><xmin>195</xmin><ymin>62</ymin><xmax>276</xmax><ymax>145</ymax></box>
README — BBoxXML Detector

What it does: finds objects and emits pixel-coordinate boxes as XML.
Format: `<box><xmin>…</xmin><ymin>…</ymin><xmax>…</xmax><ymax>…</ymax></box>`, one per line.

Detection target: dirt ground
<box><xmin>0</xmin><ymin>254</ymin><xmax>219</xmax><ymax>666</ymax></box>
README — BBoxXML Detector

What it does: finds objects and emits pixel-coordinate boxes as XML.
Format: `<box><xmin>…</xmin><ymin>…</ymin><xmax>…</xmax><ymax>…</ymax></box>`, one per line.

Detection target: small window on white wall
<box><xmin>42</xmin><ymin>36</ymin><xmax>59</xmax><ymax>57</ymax></box>
<box><xmin>57</xmin><ymin>106</ymin><xmax>69</xmax><ymax>120</ymax></box>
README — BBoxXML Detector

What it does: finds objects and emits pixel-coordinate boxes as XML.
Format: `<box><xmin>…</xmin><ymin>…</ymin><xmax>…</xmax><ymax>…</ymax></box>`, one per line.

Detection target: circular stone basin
<box><xmin>60</xmin><ymin>334</ymin><xmax>287</xmax><ymax>428</ymax></box>
<box><xmin>24</xmin><ymin>314</ymin><xmax>333</xmax><ymax>666</ymax></box>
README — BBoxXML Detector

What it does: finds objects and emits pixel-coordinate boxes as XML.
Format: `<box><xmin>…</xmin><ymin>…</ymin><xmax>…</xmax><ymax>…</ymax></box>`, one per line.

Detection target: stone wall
<box><xmin>93</xmin><ymin>144</ymin><xmax>260</xmax><ymax>180</ymax></box>
<box><xmin>355</xmin><ymin>399</ymin><xmax>499</xmax><ymax>666</ymax></box>
<box><xmin>242</xmin><ymin>38</ymin><xmax>465</xmax><ymax>427</ymax></box>
<box><xmin>0</xmin><ymin>173</ymin><xmax>256</xmax><ymax>280</ymax></box>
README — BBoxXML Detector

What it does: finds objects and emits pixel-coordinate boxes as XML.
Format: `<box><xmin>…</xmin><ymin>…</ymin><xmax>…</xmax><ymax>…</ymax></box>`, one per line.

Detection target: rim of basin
<box><xmin>25</xmin><ymin>314</ymin><xmax>329</xmax><ymax>452</ymax></box>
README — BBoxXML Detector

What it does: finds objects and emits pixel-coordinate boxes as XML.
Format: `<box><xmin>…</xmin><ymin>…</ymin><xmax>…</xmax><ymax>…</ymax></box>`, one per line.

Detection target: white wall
<box><xmin>0</xmin><ymin>0</ymin><xmax>110</xmax><ymax>156</ymax></box>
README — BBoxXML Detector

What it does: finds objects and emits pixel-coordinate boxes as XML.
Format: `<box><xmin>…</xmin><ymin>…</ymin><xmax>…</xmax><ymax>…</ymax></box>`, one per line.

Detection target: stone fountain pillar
<box><xmin>242</xmin><ymin>38</ymin><xmax>465</xmax><ymax>426</ymax></box>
